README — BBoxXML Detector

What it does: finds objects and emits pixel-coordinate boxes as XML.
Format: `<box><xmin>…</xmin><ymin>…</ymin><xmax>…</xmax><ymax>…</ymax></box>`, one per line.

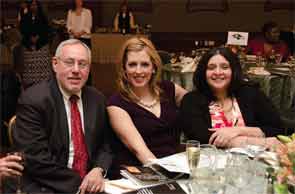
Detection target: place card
<box><xmin>227</xmin><ymin>31</ymin><xmax>249</xmax><ymax>46</ymax></box>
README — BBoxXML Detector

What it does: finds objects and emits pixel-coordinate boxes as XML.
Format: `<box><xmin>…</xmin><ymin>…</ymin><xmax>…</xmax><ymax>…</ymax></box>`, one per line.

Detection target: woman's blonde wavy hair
<box><xmin>116</xmin><ymin>37</ymin><xmax>162</xmax><ymax>102</ymax></box>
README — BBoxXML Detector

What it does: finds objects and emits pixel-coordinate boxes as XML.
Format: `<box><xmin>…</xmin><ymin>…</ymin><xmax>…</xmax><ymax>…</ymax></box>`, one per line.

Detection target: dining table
<box><xmin>104</xmin><ymin>148</ymin><xmax>278</xmax><ymax>194</ymax></box>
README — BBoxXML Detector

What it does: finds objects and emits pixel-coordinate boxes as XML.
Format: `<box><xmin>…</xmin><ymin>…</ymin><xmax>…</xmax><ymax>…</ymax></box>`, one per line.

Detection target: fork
<box><xmin>137</xmin><ymin>188</ymin><xmax>153</xmax><ymax>194</ymax></box>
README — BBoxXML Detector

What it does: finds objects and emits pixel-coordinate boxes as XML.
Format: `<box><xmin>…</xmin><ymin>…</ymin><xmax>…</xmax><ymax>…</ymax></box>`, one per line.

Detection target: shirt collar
<box><xmin>57</xmin><ymin>82</ymin><xmax>82</xmax><ymax>101</ymax></box>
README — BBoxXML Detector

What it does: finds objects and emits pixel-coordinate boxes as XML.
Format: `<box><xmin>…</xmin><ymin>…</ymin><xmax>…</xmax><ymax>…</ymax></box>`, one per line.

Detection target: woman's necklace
<box><xmin>138</xmin><ymin>98</ymin><xmax>158</xmax><ymax>109</ymax></box>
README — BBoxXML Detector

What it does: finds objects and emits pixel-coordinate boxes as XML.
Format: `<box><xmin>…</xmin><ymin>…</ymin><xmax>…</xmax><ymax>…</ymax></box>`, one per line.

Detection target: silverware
<box><xmin>137</xmin><ymin>188</ymin><xmax>153</xmax><ymax>194</ymax></box>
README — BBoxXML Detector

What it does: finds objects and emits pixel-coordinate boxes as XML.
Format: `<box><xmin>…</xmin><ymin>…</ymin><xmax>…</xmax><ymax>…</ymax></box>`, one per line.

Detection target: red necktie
<box><xmin>70</xmin><ymin>95</ymin><xmax>89</xmax><ymax>178</ymax></box>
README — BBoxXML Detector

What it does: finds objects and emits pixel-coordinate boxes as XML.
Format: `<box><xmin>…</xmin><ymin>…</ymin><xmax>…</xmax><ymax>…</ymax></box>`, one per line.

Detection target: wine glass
<box><xmin>275</xmin><ymin>54</ymin><xmax>283</xmax><ymax>64</ymax></box>
<box><xmin>244</xmin><ymin>135</ymin><xmax>267</xmax><ymax>160</ymax></box>
<box><xmin>186</xmin><ymin>140</ymin><xmax>200</xmax><ymax>179</ymax></box>
<box><xmin>7</xmin><ymin>151</ymin><xmax>25</xmax><ymax>194</ymax></box>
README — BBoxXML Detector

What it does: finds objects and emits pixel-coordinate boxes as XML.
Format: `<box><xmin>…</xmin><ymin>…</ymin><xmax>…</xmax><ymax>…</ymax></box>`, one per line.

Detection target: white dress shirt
<box><xmin>58</xmin><ymin>85</ymin><xmax>85</xmax><ymax>169</ymax></box>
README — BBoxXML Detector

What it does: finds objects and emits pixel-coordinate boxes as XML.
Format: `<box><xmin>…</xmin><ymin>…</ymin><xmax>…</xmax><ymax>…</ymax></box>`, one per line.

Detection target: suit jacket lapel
<box><xmin>49</xmin><ymin>78</ymin><xmax>70</xmax><ymax>161</ymax></box>
<box><xmin>81</xmin><ymin>89</ymin><xmax>92</xmax><ymax>158</ymax></box>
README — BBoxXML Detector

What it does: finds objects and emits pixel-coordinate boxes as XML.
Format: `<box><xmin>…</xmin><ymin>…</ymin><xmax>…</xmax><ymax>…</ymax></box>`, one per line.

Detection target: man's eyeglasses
<box><xmin>57</xmin><ymin>57</ymin><xmax>89</xmax><ymax>69</ymax></box>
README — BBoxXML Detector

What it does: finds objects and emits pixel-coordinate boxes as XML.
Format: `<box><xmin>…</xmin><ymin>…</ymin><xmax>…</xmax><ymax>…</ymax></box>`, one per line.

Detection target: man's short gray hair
<box><xmin>55</xmin><ymin>39</ymin><xmax>91</xmax><ymax>63</ymax></box>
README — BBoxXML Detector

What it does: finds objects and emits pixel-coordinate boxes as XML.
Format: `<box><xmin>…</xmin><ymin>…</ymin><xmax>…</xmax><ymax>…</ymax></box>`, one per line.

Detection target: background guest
<box><xmin>113</xmin><ymin>1</ymin><xmax>136</xmax><ymax>34</ymax></box>
<box><xmin>107</xmin><ymin>37</ymin><xmax>187</xmax><ymax>178</ymax></box>
<box><xmin>179</xmin><ymin>47</ymin><xmax>284</xmax><ymax>149</ymax></box>
<box><xmin>66</xmin><ymin>0</ymin><xmax>92</xmax><ymax>48</ymax></box>
<box><xmin>247</xmin><ymin>21</ymin><xmax>290</xmax><ymax>62</ymax></box>
<box><xmin>17</xmin><ymin>0</ymin><xmax>28</xmax><ymax>25</ymax></box>
<box><xmin>19</xmin><ymin>0</ymin><xmax>49</xmax><ymax>51</ymax></box>
<box><xmin>15</xmin><ymin>0</ymin><xmax>52</xmax><ymax>89</ymax></box>
<box><xmin>4</xmin><ymin>39</ymin><xmax>112</xmax><ymax>194</ymax></box>
<box><xmin>66</xmin><ymin>0</ymin><xmax>93</xmax><ymax>85</ymax></box>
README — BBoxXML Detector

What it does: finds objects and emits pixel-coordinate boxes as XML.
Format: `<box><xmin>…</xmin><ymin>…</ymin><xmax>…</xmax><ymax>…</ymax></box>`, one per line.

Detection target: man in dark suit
<box><xmin>4</xmin><ymin>39</ymin><xmax>112</xmax><ymax>194</ymax></box>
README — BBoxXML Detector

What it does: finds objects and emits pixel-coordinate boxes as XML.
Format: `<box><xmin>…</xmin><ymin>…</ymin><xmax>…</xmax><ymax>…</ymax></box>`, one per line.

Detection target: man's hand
<box><xmin>79</xmin><ymin>167</ymin><xmax>105</xmax><ymax>194</ymax></box>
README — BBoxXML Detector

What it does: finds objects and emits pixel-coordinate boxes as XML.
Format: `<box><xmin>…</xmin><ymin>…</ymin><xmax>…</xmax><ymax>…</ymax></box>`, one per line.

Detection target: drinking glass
<box><xmin>186</xmin><ymin>140</ymin><xmax>200</xmax><ymax>179</ymax></box>
<box><xmin>7</xmin><ymin>151</ymin><xmax>25</xmax><ymax>194</ymax></box>
<box><xmin>244</xmin><ymin>135</ymin><xmax>267</xmax><ymax>160</ymax></box>
<box><xmin>225</xmin><ymin>154</ymin><xmax>251</xmax><ymax>193</ymax></box>
<box><xmin>275</xmin><ymin>54</ymin><xmax>283</xmax><ymax>64</ymax></box>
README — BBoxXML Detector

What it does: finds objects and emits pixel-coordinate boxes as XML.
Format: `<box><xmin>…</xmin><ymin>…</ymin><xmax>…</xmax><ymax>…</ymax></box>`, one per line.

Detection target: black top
<box><xmin>179</xmin><ymin>85</ymin><xmax>284</xmax><ymax>144</ymax></box>
<box><xmin>107</xmin><ymin>81</ymin><xmax>180</xmax><ymax>178</ymax></box>
<box><xmin>118</xmin><ymin>11</ymin><xmax>131</xmax><ymax>33</ymax></box>
<box><xmin>19</xmin><ymin>12</ymin><xmax>50</xmax><ymax>50</ymax></box>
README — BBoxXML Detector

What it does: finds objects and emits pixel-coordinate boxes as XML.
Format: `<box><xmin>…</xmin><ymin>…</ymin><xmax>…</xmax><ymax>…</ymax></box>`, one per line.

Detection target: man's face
<box><xmin>265</xmin><ymin>27</ymin><xmax>280</xmax><ymax>43</ymax></box>
<box><xmin>52</xmin><ymin>43</ymin><xmax>90</xmax><ymax>94</ymax></box>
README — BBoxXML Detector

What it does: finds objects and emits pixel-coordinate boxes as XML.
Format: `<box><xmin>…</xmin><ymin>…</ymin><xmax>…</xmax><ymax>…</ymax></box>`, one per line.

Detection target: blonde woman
<box><xmin>107</xmin><ymin>37</ymin><xmax>187</xmax><ymax>178</ymax></box>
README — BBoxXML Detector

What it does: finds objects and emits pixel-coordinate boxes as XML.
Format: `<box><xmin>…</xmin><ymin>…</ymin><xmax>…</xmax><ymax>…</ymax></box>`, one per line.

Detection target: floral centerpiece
<box><xmin>272</xmin><ymin>133</ymin><xmax>295</xmax><ymax>194</ymax></box>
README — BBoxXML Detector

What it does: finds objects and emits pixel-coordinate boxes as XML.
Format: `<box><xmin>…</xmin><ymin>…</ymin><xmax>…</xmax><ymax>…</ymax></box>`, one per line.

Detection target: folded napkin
<box><xmin>247</xmin><ymin>67</ymin><xmax>271</xmax><ymax>75</ymax></box>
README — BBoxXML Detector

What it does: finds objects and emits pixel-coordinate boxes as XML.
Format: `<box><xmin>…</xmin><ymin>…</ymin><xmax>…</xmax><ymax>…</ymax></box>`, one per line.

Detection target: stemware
<box><xmin>186</xmin><ymin>140</ymin><xmax>200</xmax><ymax>179</ymax></box>
<box><xmin>274</xmin><ymin>54</ymin><xmax>283</xmax><ymax>64</ymax></box>
<box><xmin>243</xmin><ymin>135</ymin><xmax>267</xmax><ymax>161</ymax></box>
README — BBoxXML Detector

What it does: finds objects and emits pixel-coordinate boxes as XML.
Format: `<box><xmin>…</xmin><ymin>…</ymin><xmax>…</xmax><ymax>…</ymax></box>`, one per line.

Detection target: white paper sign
<box><xmin>227</xmin><ymin>31</ymin><xmax>249</xmax><ymax>46</ymax></box>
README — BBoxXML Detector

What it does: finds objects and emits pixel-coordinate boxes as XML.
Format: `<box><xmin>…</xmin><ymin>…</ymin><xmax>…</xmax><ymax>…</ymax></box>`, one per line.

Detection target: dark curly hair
<box><xmin>262</xmin><ymin>21</ymin><xmax>278</xmax><ymax>35</ymax></box>
<box><xmin>193</xmin><ymin>47</ymin><xmax>245</xmax><ymax>101</ymax></box>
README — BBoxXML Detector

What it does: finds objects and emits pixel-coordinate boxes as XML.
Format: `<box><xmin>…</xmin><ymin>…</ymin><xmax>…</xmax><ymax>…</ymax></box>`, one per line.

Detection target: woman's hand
<box><xmin>266</xmin><ymin>137</ymin><xmax>285</xmax><ymax>151</ymax></box>
<box><xmin>209</xmin><ymin>127</ymin><xmax>242</xmax><ymax>147</ymax></box>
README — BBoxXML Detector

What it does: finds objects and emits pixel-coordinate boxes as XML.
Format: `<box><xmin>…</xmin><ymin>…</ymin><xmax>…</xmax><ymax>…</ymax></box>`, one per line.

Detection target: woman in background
<box><xmin>66</xmin><ymin>0</ymin><xmax>92</xmax><ymax>85</ymax></box>
<box><xmin>113</xmin><ymin>1</ymin><xmax>136</xmax><ymax>34</ymax></box>
<box><xmin>66</xmin><ymin>0</ymin><xmax>92</xmax><ymax>48</ymax></box>
<box><xmin>17</xmin><ymin>0</ymin><xmax>51</xmax><ymax>89</ymax></box>
<box><xmin>107</xmin><ymin>37</ymin><xmax>187</xmax><ymax>178</ymax></box>
<box><xmin>19</xmin><ymin>0</ymin><xmax>49</xmax><ymax>51</ymax></box>
<box><xmin>179</xmin><ymin>47</ymin><xmax>283</xmax><ymax>149</ymax></box>
<box><xmin>247</xmin><ymin>21</ymin><xmax>290</xmax><ymax>62</ymax></box>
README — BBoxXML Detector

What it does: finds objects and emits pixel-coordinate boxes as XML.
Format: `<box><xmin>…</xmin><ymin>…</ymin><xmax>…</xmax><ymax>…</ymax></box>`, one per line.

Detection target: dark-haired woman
<box><xmin>19</xmin><ymin>0</ymin><xmax>49</xmax><ymax>50</ymax></box>
<box><xmin>17</xmin><ymin>0</ymin><xmax>51</xmax><ymax>89</ymax></box>
<box><xmin>247</xmin><ymin>21</ymin><xmax>290</xmax><ymax>62</ymax></box>
<box><xmin>179</xmin><ymin>47</ymin><xmax>284</xmax><ymax>149</ymax></box>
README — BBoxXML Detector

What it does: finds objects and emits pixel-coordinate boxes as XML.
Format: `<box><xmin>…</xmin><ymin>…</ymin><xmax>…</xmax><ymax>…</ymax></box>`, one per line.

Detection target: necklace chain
<box><xmin>138</xmin><ymin>98</ymin><xmax>158</xmax><ymax>109</ymax></box>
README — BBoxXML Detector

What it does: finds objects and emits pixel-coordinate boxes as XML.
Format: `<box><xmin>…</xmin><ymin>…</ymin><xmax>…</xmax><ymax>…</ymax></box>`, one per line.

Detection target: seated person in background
<box><xmin>179</xmin><ymin>47</ymin><xmax>284</xmax><ymax>149</ymax></box>
<box><xmin>107</xmin><ymin>37</ymin><xmax>187</xmax><ymax>178</ymax></box>
<box><xmin>247</xmin><ymin>21</ymin><xmax>290</xmax><ymax>62</ymax></box>
<box><xmin>66</xmin><ymin>0</ymin><xmax>92</xmax><ymax>48</ymax></box>
<box><xmin>113</xmin><ymin>1</ymin><xmax>136</xmax><ymax>34</ymax></box>
<box><xmin>4</xmin><ymin>39</ymin><xmax>112</xmax><ymax>194</ymax></box>
<box><xmin>0</xmin><ymin>155</ymin><xmax>23</xmax><ymax>179</ymax></box>
<box><xmin>17</xmin><ymin>0</ymin><xmax>28</xmax><ymax>25</ymax></box>
<box><xmin>17</xmin><ymin>0</ymin><xmax>52</xmax><ymax>89</ymax></box>
<box><xmin>19</xmin><ymin>0</ymin><xmax>49</xmax><ymax>51</ymax></box>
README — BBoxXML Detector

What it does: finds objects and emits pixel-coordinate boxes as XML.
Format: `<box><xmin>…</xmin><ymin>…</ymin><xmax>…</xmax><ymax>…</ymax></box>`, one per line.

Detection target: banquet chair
<box><xmin>8</xmin><ymin>115</ymin><xmax>16</xmax><ymax>145</ymax></box>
